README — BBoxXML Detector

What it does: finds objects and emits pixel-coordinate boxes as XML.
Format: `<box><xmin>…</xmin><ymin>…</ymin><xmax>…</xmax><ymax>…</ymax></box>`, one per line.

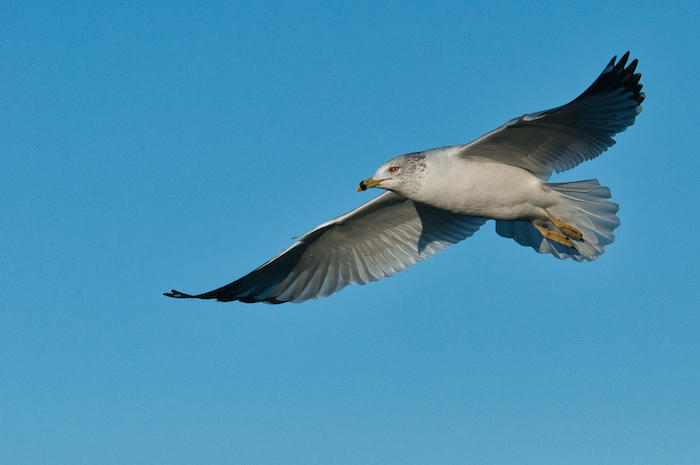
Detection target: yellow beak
<box><xmin>357</xmin><ymin>177</ymin><xmax>383</xmax><ymax>192</ymax></box>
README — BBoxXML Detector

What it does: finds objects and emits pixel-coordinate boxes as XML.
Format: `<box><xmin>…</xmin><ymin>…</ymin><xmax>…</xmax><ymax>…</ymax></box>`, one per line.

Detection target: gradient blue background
<box><xmin>3</xmin><ymin>1</ymin><xmax>699</xmax><ymax>463</ymax></box>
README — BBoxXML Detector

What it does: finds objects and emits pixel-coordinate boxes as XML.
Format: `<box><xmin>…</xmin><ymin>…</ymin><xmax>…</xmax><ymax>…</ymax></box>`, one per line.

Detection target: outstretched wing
<box><xmin>165</xmin><ymin>192</ymin><xmax>486</xmax><ymax>304</ymax></box>
<box><xmin>457</xmin><ymin>52</ymin><xmax>644</xmax><ymax>180</ymax></box>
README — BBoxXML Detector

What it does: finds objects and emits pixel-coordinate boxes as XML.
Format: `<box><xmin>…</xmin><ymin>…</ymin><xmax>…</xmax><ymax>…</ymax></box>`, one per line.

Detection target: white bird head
<box><xmin>357</xmin><ymin>152</ymin><xmax>427</xmax><ymax>196</ymax></box>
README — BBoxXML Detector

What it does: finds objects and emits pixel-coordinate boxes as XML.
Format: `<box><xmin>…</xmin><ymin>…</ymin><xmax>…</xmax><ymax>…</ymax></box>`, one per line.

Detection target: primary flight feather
<box><xmin>166</xmin><ymin>53</ymin><xmax>644</xmax><ymax>304</ymax></box>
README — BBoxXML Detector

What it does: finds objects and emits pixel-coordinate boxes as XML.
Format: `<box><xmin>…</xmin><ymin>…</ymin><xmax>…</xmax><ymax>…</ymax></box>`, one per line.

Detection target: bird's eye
<box><xmin>389</xmin><ymin>166</ymin><xmax>400</xmax><ymax>173</ymax></box>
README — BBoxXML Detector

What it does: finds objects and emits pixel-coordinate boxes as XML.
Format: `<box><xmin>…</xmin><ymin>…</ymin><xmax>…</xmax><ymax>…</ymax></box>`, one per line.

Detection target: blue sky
<box><xmin>3</xmin><ymin>1</ymin><xmax>699</xmax><ymax>463</ymax></box>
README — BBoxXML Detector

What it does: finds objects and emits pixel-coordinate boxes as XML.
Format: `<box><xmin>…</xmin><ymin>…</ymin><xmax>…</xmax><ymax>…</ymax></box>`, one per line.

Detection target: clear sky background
<box><xmin>2</xmin><ymin>1</ymin><xmax>699</xmax><ymax>464</ymax></box>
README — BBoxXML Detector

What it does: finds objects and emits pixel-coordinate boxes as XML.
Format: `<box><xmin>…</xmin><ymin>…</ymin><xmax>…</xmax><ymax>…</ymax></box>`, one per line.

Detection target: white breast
<box><xmin>412</xmin><ymin>146</ymin><xmax>555</xmax><ymax>221</ymax></box>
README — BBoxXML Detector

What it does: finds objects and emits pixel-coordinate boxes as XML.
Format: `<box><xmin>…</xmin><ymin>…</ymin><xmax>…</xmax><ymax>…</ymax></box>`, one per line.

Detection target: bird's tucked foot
<box><xmin>535</xmin><ymin>225</ymin><xmax>575</xmax><ymax>247</ymax></box>
<box><xmin>545</xmin><ymin>209</ymin><xmax>584</xmax><ymax>241</ymax></box>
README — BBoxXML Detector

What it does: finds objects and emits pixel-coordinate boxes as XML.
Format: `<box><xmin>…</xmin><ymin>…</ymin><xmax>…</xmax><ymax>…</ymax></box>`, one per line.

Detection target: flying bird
<box><xmin>165</xmin><ymin>53</ymin><xmax>644</xmax><ymax>304</ymax></box>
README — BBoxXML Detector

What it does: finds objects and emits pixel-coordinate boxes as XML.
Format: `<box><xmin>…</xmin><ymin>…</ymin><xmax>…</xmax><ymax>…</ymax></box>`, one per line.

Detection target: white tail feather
<box><xmin>496</xmin><ymin>180</ymin><xmax>620</xmax><ymax>262</ymax></box>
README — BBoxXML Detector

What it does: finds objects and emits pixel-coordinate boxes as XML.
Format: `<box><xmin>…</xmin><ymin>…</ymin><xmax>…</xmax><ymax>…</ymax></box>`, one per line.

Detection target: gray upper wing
<box><xmin>457</xmin><ymin>52</ymin><xmax>644</xmax><ymax>180</ymax></box>
<box><xmin>165</xmin><ymin>192</ymin><xmax>486</xmax><ymax>304</ymax></box>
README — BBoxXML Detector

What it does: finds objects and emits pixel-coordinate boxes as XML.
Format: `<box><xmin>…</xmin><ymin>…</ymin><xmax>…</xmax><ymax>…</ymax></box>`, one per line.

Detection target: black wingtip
<box><xmin>619</xmin><ymin>51</ymin><xmax>630</xmax><ymax>67</ymax></box>
<box><xmin>164</xmin><ymin>290</ymin><xmax>194</xmax><ymax>299</ymax></box>
<box><xmin>603</xmin><ymin>52</ymin><xmax>630</xmax><ymax>76</ymax></box>
<box><xmin>574</xmin><ymin>52</ymin><xmax>644</xmax><ymax>107</ymax></box>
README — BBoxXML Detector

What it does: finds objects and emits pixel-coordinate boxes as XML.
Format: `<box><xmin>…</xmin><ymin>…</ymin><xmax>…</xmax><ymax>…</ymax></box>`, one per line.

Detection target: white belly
<box><xmin>415</xmin><ymin>159</ymin><xmax>555</xmax><ymax>221</ymax></box>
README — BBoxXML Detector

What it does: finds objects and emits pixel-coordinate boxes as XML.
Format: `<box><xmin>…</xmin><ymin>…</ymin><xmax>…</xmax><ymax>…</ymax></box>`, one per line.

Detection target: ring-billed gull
<box><xmin>166</xmin><ymin>53</ymin><xmax>643</xmax><ymax>304</ymax></box>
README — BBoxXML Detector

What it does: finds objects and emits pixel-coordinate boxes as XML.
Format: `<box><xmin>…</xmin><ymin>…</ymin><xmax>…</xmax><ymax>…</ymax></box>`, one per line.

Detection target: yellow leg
<box><xmin>535</xmin><ymin>224</ymin><xmax>574</xmax><ymax>247</ymax></box>
<box><xmin>545</xmin><ymin>209</ymin><xmax>584</xmax><ymax>241</ymax></box>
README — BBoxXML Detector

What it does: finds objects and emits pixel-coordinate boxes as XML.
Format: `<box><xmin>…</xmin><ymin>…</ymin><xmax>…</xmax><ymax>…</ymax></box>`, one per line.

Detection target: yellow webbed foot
<box><xmin>545</xmin><ymin>209</ymin><xmax>584</xmax><ymax>241</ymax></box>
<box><xmin>535</xmin><ymin>224</ymin><xmax>575</xmax><ymax>247</ymax></box>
